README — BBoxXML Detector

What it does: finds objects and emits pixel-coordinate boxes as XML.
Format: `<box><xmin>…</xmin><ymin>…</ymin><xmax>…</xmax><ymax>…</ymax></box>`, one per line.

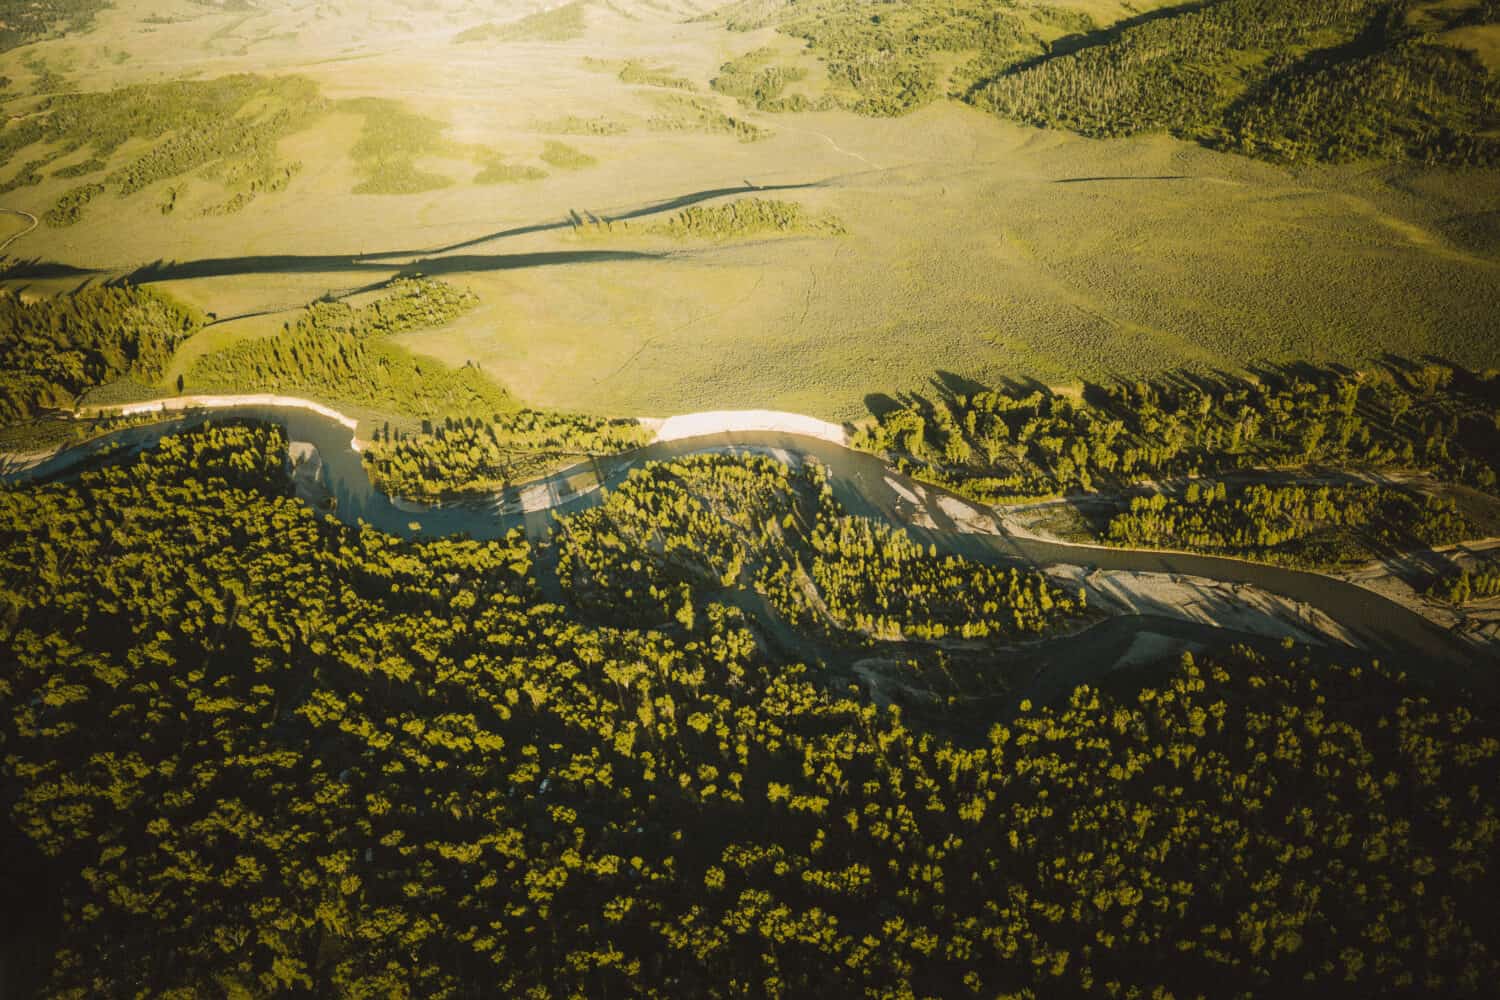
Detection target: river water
<box><xmin>9</xmin><ymin>405</ymin><xmax>1491</xmax><ymax>681</ymax></box>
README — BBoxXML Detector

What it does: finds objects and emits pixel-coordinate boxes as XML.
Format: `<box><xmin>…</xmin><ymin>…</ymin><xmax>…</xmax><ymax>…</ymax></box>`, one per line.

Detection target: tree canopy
<box><xmin>2</xmin><ymin>422</ymin><xmax>1496</xmax><ymax>996</ymax></box>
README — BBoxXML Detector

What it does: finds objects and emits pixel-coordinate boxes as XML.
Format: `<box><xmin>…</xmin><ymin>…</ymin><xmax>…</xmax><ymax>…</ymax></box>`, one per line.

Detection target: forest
<box><xmin>554</xmin><ymin>453</ymin><xmax>1080</xmax><ymax>641</ymax></box>
<box><xmin>0</xmin><ymin>0</ymin><xmax>108</xmax><ymax>53</ymax></box>
<box><xmin>720</xmin><ymin>0</ymin><xmax>1089</xmax><ymax>115</ymax></box>
<box><xmin>187</xmin><ymin>278</ymin><xmax>512</xmax><ymax>421</ymax></box>
<box><xmin>853</xmin><ymin>361</ymin><xmax>1500</xmax><ymax>504</ymax></box>
<box><xmin>723</xmin><ymin>0</ymin><xmax>1500</xmax><ymax>164</ymax></box>
<box><xmin>1104</xmin><ymin>481</ymin><xmax>1472</xmax><ymax>569</ymax></box>
<box><xmin>973</xmin><ymin>0</ymin><xmax>1500</xmax><ymax>165</ymax></box>
<box><xmin>364</xmin><ymin>411</ymin><xmax>653</xmax><ymax>499</ymax></box>
<box><xmin>1</xmin><ymin>420</ymin><xmax>1496</xmax><ymax>996</ymax></box>
<box><xmin>0</xmin><ymin>284</ymin><xmax>201</xmax><ymax>426</ymax></box>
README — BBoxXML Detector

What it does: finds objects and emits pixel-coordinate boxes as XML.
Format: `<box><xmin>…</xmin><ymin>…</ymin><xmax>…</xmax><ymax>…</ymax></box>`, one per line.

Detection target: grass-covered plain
<box><xmin>0</xmin><ymin>0</ymin><xmax>1496</xmax><ymax>424</ymax></box>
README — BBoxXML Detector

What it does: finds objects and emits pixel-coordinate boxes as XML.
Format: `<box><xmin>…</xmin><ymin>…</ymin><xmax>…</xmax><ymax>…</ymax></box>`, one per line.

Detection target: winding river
<box><xmin>9</xmin><ymin>404</ymin><xmax>1492</xmax><ymax>682</ymax></box>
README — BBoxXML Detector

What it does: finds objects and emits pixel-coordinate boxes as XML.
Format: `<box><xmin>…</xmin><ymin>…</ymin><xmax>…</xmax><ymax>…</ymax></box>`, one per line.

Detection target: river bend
<box><xmin>8</xmin><ymin>404</ymin><xmax>1490</xmax><ymax>679</ymax></box>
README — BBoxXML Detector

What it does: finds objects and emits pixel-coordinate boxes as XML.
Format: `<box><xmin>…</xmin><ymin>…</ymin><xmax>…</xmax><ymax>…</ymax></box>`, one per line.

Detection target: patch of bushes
<box><xmin>531</xmin><ymin>114</ymin><xmax>629</xmax><ymax>135</ymax></box>
<box><xmin>539</xmin><ymin>140</ymin><xmax>596</xmax><ymax>170</ymax></box>
<box><xmin>711</xmin><ymin>47</ymin><xmax>815</xmax><ymax>110</ymax></box>
<box><xmin>649</xmin><ymin>197</ymin><xmax>844</xmax><ymax>239</ymax></box>
<box><xmin>43</xmin><ymin>182</ymin><xmax>105</xmax><ymax>227</ymax></box>
<box><xmin>345</xmin><ymin>98</ymin><xmax>456</xmax><ymax>195</ymax></box>
<box><xmin>4</xmin><ymin>75</ymin><xmax>325</xmax><ymax>226</ymax></box>
<box><xmin>474</xmin><ymin>159</ymin><xmax>547</xmax><ymax>184</ymax></box>
<box><xmin>618</xmin><ymin>60</ymin><xmax>695</xmax><ymax>90</ymax></box>
<box><xmin>647</xmin><ymin>93</ymin><xmax>768</xmax><ymax>141</ymax></box>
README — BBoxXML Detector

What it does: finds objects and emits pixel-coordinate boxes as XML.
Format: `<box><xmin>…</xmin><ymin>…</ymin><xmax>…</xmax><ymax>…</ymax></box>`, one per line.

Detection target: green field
<box><xmin>0</xmin><ymin>0</ymin><xmax>1495</xmax><ymax>426</ymax></box>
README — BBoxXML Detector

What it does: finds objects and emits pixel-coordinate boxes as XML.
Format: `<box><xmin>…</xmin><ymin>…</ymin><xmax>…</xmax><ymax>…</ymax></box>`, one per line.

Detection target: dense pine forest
<box><xmin>721</xmin><ymin>0</ymin><xmax>1500</xmax><ymax>164</ymax></box>
<box><xmin>2</xmin><ymin>0</ymin><xmax>1499</xmax><ymax>983</ymax></box>
<box><xmin>364</xmin><ymin>412</ymin><xmax>653</xmax><ymax>499</ymax></box>
<box><xmin>0</xmin><ymin>284</ymin><xmax>200</xmax><ymax>425</ymax></box>
<box><xmin>855</xmin><ymin>362</ymin><xmax>1500</xmax><ymax>501</ymax></box>
<box><xmin>1</xmin><ymin>421</ymin><xmax>1496</xmax><ymax>996</ymax></box>
<box><xmin>556</xmin><ymin>454</ymin><xmax>1081</xmax><ymax>641</ymax></box>
<box><xmin>973</xmin><ymin>0</ymin><xmax>1500</xmax><ymax>165</ymax></box>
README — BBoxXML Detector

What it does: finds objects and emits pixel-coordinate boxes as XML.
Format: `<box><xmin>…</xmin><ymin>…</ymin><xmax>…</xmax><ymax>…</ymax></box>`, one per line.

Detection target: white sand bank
<box><xmin>649</xmin><ymin>410</ymin><xmax>850</xmax><ymax>446</ymax></box>
<box><xmin>86</xmin><ymin>395</ymin><xmax>361</xmax><ymax>446</ymax></box>
<box><xmin>1049</xmin><ymin>565</ymin><xmax>1359</xmax><ymax>647</ymax></box>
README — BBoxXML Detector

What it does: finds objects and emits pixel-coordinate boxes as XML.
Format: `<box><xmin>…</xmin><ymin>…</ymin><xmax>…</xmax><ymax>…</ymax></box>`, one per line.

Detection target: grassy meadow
<box><xmin>0</xmin><ymin>0</ymin><xmax>1495</xmax><ymax>426</ymax></box>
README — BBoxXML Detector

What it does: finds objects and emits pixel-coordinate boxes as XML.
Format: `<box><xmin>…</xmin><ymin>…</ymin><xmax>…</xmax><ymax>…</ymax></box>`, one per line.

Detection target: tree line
<box><xmin>1105</xmin><ymin>481</ymin><xmax>1472</xmax><ymax>569</ymax></box>
<box><xmin>364</xmin><ymin>411</ymin><xmax>654</xmax><ymax>499</ymax></box>
<box><xmin>187</xmin><ymin>277</ymin><xmax>508</xmax><ymax>420</ymax></box>
<box><xmin>854</xmin><ymin>362</ymin><xmax>1500</xmax><ymax>505</ymax></box>
<box><xmin>0</xmin><ymin>284</ymin><xmax>200</xmax><ymax>425</ymax></box>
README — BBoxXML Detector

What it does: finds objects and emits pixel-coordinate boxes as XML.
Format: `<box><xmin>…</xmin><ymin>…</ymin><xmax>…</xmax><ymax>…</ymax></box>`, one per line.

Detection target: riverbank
<box><xmin>6</xmin><ymin>398</ymin><xmax>1492</xmax><ymax>678</ymax></box>
<box><xmin>647</xmin><ymin>410</ymin><xmax>851</xmax><ymax>447</ymax></box>
<box><xmin>995</xmin><ymin>489</ymin><xmax>1500</xmax><ymax>657</ymax></box>
<box><xmin>1052</xmin><ymin>564</ymin><xmax>1358</xmax><ymax>648</ymax></box>
<box><xmin>1336</xmin><ymin>538</ymin><xmax>1500</xmax><ymax>652</ymax></box>
<box><xmin>82</xmin><ymin>394</ymin><xmax>362</xmax><ymax>440</ymax></box>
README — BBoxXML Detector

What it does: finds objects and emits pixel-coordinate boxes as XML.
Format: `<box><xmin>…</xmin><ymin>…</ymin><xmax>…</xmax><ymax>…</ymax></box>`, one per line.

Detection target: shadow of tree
<box><xmin>0</xmin><ymin>178</ymin><xmax>829</xmax><ymax>286</ymax></box>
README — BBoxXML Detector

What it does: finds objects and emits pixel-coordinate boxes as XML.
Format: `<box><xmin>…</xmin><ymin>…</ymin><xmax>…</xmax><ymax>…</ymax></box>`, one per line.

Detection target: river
<box><xmin>9</xmin><ymin>404</ymin><xmax>1492</xmax><ymax>683</ymax></box>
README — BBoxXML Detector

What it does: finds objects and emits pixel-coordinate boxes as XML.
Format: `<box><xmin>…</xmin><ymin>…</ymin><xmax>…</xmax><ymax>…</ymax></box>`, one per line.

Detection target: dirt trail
<box><xmin>0</xmin><ymin>209</ymin><xmax>37</xmax><ymax>255</ymax></box>
<box><xmin>775</xmin><ymin>124</ymin><xmax>885</xmax><ymax>170</ymax></box>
